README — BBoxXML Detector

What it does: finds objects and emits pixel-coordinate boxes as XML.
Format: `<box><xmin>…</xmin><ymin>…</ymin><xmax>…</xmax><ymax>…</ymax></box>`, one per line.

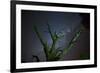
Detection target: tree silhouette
<box><xmin>32</xmin><ymin>23</ymin><xmax>84</xmax><ymax>61</ymax></box>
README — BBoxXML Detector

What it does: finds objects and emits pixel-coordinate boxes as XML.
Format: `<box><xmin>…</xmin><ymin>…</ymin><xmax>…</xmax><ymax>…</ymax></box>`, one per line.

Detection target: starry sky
<box><xmin>21</xmin><ymin>10</ymin><xmax>90</xmax><ymax>63</ymax></box>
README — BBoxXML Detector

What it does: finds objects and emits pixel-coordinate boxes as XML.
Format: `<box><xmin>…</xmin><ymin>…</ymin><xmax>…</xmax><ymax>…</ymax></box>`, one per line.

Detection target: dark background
<box><xmin>21</xmin><ymin>10</ymin><xmax>90</xmax><ymax>63</ymax></box>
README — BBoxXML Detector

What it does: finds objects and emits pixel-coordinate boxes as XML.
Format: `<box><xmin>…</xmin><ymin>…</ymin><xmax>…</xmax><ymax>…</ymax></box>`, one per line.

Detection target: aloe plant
<box><xmin>32</xmin><ymin>23</ymin><xmax>83</xmax><ymax>61</ymax></box>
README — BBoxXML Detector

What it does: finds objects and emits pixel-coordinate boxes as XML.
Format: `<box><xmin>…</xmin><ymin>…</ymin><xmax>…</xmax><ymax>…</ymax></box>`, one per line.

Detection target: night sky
<box><xmin>21</xmin><ymin>10</ymin><xmax>90</xmax><ymax>63</ymax></box>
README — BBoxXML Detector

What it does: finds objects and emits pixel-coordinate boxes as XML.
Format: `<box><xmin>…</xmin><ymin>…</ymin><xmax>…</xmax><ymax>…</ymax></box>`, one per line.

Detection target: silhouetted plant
<box><xmin>32</xmin><ymin>23</ymin><xmax>83</xmax><ymax>61</ymax></box>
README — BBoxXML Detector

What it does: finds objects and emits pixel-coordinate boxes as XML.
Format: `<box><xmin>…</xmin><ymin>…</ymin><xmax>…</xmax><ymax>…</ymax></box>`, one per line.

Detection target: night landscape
<box><xmin>21</xmin><ymin>10</ymin><xmax>90</xmax><ymax>63</ymax></box>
